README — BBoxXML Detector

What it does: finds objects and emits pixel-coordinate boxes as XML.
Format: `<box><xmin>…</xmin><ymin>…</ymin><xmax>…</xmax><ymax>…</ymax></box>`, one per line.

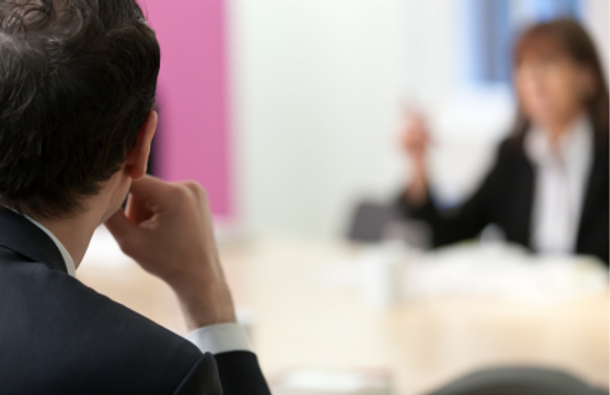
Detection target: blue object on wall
<box><xmin>463</xmin><ymin>0</ymin><xmax>582</xmax><ymax>85</ymax></box>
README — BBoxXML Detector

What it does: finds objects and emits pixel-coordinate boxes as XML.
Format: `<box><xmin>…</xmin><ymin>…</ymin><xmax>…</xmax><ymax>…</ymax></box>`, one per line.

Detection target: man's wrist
<box><xmin>171</xmin><ymin>280</ymin><xmax>237</xmax><ymax>331</ymax></box>
<box><xmin>187</xmin><ymin>323</ymin><xmax>252</xmax><ymax>354</ymax></box>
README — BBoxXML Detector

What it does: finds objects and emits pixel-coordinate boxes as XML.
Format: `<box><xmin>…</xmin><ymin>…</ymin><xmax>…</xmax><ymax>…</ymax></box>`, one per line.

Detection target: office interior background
<box><xmin>78</xmin><ymin>1</ymin><xmax>610</xmax><ymax>394</ymax></box>
<box><xmin>146</xmin><ymin>0</ymin><xmax>609</xmax><ymax>238</ymax></box>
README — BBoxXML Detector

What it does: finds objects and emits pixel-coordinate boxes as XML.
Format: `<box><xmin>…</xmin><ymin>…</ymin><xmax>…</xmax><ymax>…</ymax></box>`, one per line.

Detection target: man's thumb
<box><xmin>105</xmin><ymin>209</ymin><xmax>138</xmax><ymax>249</ymax></box>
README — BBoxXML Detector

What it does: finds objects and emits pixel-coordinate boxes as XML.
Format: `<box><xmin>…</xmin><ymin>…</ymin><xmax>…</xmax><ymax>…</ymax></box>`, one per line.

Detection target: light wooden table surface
<box><xmin>77</xmin><ymin>233</ymin><xmax>609</xmax><ymax>395</ymax></box>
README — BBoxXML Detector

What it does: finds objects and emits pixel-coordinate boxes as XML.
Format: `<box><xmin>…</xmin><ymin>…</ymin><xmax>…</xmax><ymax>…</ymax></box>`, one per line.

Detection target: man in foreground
<box><xmin>0</xmin><ymin>0</ymin><xmax>270</xmax><ymax>393</ymax></box>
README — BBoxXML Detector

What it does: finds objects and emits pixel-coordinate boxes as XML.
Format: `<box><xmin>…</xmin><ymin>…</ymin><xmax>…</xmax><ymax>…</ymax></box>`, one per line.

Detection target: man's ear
<box><xmin>126</xmin><ymin>111</ymin><xmax>157</xmax><ymax>180</ymax></box>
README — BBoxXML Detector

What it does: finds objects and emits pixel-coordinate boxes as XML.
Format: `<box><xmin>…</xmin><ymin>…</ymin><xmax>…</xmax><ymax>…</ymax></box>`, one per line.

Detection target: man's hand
<box><xmin>105</xmin><ymin>176</ymin><xmax>237</xmax><ymax>331</ymax></box>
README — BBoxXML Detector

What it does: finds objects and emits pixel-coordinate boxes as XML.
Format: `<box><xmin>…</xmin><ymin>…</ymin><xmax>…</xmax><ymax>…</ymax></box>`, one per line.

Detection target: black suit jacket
<box><xmin>398</xmin><ymin>137</ymin><xmax>609</xmax><ymax>264</ymax></box>
<box><xmin>0</xmin><ymin>209</ymin><xmax>271</xmax><ymax>395</ymax></box>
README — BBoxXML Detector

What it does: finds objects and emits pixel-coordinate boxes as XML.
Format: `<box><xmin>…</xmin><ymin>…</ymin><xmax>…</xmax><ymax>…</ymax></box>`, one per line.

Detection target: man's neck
<box><xmin>34</xmin><ymin>208</ymin><xmax>106</xmax><ymax>270</ymax></box>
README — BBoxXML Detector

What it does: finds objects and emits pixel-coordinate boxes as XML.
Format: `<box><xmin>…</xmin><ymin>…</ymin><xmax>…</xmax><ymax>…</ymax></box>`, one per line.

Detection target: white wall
<box><xmin>583</xmin><ymin>0</ymin><xmax>609</xmax><ymax>80</ymax></box>
<box><xmin>230</xmin><ymin>0</ymin><xmax>408</xmax><ymax>237</ymax></box>
<box><xmin>228</xmin><ymin>0</ymin><xmax>608</xmax><ymax>238</ymax></box>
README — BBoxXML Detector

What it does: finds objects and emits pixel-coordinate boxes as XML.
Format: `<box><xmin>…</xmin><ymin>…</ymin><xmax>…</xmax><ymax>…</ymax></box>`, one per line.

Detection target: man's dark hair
<box><xmin>0</xmin><ymin>0</ymin><xmax>160</xmax><ymax>218</ymax></box>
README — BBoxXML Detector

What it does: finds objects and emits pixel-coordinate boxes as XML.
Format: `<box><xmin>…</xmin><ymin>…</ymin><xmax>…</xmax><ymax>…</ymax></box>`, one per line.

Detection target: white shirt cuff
<box><xmin>186</xmin><ymin>323</ymin><xmax>252</xmax><ymax>355</ymax></box>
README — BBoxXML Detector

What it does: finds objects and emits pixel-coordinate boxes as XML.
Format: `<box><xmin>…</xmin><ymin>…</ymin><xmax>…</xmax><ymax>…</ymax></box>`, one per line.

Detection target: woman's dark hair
<box><xmin>512</xmin><ymin>18</ymin><xmax>609</xmax><ymax>148</ymax></box>
<box><xmin>0</xmin><ymin>0</ymin><xmax>161</xmax><ymax>218</ymax></box>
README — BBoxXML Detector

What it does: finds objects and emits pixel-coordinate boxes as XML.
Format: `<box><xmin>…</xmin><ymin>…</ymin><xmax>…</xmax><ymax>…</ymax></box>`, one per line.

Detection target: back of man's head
<box><xmin>0</xmin><ymin>0</ymin><xmax>160</xmax><ymax>218</ymax></box>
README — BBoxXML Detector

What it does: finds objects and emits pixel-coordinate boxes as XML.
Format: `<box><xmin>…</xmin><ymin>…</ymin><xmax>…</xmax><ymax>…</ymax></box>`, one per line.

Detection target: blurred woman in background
<box><xmin>399</xmin><ymin>19</ymin><xmax>609</xmax><ymax>264</ymax></box>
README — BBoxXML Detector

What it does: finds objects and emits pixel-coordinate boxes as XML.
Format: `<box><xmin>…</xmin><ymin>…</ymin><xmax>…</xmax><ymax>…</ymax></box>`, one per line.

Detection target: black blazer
<box><xmin>0</xmin><ymin>209</ymin><xmax>271</xmax><ymax>395</ymax></box>
<box><xmin>398</xmin><ymin>136</ymin><xmax>609</xmax><ymax>264</ymax></box>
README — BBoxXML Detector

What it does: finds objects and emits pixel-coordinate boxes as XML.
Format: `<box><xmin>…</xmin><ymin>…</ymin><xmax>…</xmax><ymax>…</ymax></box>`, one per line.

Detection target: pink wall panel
<box><xmin>139</xmin><ymin>0</ymin><xmax>233</xmax><ymax>218</ymax></box>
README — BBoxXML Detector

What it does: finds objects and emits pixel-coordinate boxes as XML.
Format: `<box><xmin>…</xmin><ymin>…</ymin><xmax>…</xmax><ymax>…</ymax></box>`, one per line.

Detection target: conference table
<box><xmin>78</xmin><ymin>230</ymin><xmax>609</xmax><ymax>395</ymax></box>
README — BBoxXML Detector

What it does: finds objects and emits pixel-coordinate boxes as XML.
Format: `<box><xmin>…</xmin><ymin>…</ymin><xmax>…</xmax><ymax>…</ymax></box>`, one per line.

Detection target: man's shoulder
<box><xmin>0</xmin><ymin>252</ymin><xmax>205</xmax><ymax>395</ymax></box>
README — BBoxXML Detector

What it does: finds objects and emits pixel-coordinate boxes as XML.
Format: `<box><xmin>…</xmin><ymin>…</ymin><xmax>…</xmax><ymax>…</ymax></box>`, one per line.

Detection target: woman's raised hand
<box><xmin>400</xmin><ymin>110</ymin><xmax>431</xmax><ymax>206</ymax></box>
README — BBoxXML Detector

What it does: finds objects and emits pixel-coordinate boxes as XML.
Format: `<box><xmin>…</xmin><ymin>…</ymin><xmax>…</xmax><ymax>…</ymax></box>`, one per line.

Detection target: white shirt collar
<box><xmin>525</xmin><ymin>114</ymin><xmax>593</xmax><ymax>173</ymax></box>
<box><xmin>5</xmin><ymin>208</ymin><xmax>76</xmax><ymax>277</ymax></box>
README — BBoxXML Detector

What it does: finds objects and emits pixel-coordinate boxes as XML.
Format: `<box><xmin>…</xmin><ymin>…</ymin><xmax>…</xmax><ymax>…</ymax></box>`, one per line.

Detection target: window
<box><xmin>462</xmin><ymin>0</ymin><xmax>582</xmax><ymax>86</ymax></box>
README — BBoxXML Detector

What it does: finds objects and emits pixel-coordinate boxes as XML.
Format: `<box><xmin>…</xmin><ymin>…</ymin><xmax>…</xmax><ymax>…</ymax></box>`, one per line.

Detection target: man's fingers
<box><xmin>125</xmin><ymin>193</ymin><xmax>155</xmax><ymax>225</ymax></box>
<box><xmin>128</xmin><ymin>175</ymin><xmax>172</xmax><ymax>200</ymax></box>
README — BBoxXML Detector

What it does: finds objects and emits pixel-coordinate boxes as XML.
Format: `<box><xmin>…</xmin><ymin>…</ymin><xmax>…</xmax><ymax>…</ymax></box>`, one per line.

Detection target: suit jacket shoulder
<box><xmin>0</xmin><ymin>247</ymin><xmax>220</xmax><ymax>395</ymax></box>
<box><xmin>0</xmin><ymin>208</ymin><xmax>270</xmax><ymax>394</ymax></box>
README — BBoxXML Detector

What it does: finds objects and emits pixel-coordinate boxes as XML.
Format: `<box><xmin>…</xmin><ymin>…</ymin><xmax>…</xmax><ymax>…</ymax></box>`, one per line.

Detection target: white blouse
<box><xmin>525</xmin><ymin>115</ymin><xmax>594</xmax><ymax>255</ymax></box>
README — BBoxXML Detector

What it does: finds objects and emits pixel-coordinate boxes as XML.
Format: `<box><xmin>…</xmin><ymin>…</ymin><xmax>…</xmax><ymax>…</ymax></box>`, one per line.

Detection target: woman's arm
<box><xmin>399</xmin><ymin>117</ymin><xmax>505</xmax><ymax>247</ymax></box>
<box><xmin>401</xmin><ymin>111</ymin><xmax>430</xmax><ymax>207</ymax></box>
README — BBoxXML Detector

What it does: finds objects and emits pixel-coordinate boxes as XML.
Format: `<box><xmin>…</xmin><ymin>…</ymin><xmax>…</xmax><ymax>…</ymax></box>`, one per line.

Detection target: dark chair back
<box><xmin>426</xmin><ymin>367</ymin><xmax>608</xmax><ymax>395</ymax></box>
<box><xmin>346</xmin><ymin>200</ymin><xmax>431</xmax><ymax>248</ymax></box>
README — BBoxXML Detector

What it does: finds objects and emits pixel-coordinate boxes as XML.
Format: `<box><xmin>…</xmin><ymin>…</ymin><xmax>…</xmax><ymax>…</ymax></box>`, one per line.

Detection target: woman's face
<box><xmin>515</xmin><ymin>47</ymin><xmax>592</xmax><ymax>130</ymax></box>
